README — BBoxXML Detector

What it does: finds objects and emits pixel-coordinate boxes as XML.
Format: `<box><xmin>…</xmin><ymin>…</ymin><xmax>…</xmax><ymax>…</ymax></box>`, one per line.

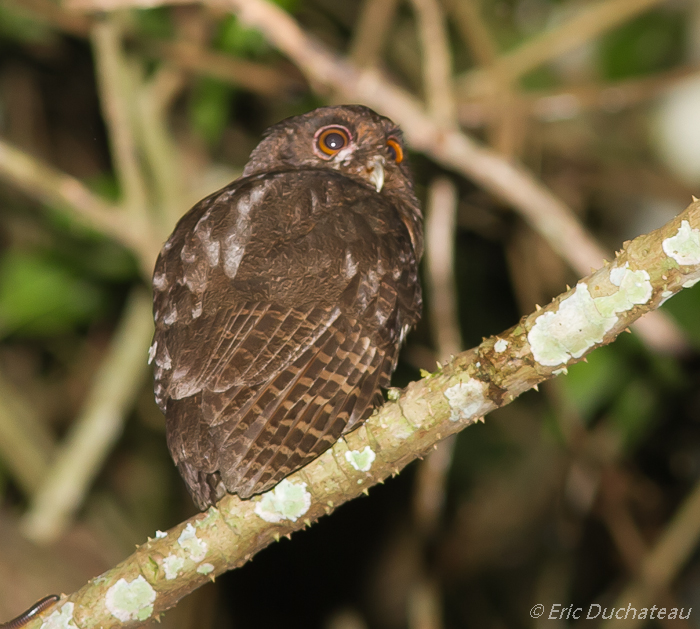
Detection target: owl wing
<box><xmin>152</xmin><ymin>172</ymin><xmax>421</xmax><ymax>507</ymax></box>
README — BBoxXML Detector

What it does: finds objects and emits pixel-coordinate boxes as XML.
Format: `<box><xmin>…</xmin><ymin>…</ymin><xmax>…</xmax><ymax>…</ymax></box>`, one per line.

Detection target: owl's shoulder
<box><xmin>164</xmin><ymin>168</ymin><xmax>399</xmax><ymax>247</ymax></box>
<box><xmin>153</xmin><ymin>168</ymin><xmax>411</xmax><ymax>302</ymax></box>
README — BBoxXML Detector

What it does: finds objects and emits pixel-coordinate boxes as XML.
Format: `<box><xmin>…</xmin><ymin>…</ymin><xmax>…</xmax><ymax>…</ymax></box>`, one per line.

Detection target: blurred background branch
<box><xmin>457</xmin><ymin>0</ymin><xmax>667</xmax><ymax>97</ymax></box>
<box><xmin>0</xmin><ymin>138</ymin><xmax>156</xmax><ymax>273</ymax></box>
<box><xmin>409</xmin><ymin>0</ymin><xmax>456</xmax><ymax>124</ymax></box>
<box><xmin>0</xmin><ymin>374</ymin><xmax>55</xmax><ymax>496</ymax></box>
<box><xmin>22</xmin><ymin>288</ymin><xmax>153</xmax><ymax>544</ymax></box>
<box><xmin>91</xmin><ymin>16</ymin><xmax>150</xmax><ymax>219</ymax></box>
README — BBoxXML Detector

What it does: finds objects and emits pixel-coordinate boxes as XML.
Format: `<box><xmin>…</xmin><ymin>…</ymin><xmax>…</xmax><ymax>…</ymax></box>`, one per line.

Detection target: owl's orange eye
<box><xmin>387</xmin><ymin>138</ymin><xmax>403</xmax><ymax>163</ymax></box>
<box><xmin>316</xmin><ymin>126</ymin><xmax>350</xmax><ymax>156</ymax></box>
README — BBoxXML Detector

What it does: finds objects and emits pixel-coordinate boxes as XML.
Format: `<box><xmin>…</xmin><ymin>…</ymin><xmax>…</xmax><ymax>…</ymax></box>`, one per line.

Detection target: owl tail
<box><xmin>176</xmin><ymin>462</ymin><xmax>226</xmax><ymax>510</ymax></box>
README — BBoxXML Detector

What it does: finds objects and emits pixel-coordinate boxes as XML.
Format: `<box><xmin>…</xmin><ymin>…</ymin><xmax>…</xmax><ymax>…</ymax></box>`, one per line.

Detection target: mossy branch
<box><xmin>22</xmin><ymin>203</ymin><xmax>700</xmax><ymax>628</ymax></box>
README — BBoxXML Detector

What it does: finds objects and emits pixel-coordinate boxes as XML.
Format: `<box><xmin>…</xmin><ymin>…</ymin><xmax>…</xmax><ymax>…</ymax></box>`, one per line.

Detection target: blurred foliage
<box><xmin>0</xmin><ymin>4</ymin><xmax>51</xmax><ymax>44</ymax></box>
<box><xmin>133</xmin><ymin>7</ymin><xmax>174</xmax><ymax>39</ymax></box>
<box><xmin>216</xmin><ymin>15</ymin><xmax>270</xmax><ymax>57</ymax></box>
<box><xmin>563</xmin><ymin>344</ymin><xmax>632</xmax><ymax>423</ymax></box>
<box><xmin>0</xmin><ymin>250</ymin><xmax>107</xmax><ymax>337</ymax></box>
<box><xmin>664</xmin><ymin>283</ymin><xmax>700</xmax><ymax>346</ymax></box>
<box><xmin>0</xmin><ymin>0</ymin><xmax>699</xmax><ymax>628</ymax></box>
<box><xmin>190</xmin><ymin>77</ymin><xmax>235</xmax><ymax>146</ymax></box>
<box><xmin>599</xmin><ymin>10</ymin><xmax>686</xmax><ymax>80</ymax></box>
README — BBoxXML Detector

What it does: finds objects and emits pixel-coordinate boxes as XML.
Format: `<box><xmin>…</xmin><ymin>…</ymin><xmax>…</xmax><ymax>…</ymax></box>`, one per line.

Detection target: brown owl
<box><xmin>151</xmin><ymin>105</ymin><xmax>423</xmax><ymax>510</ymax></box>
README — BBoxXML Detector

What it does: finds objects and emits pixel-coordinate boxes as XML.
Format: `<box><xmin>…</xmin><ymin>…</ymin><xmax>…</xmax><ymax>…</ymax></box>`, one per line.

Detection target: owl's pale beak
<box><xmin>368</xmin><ymin>157</ymin><xmax>385</xmax><ymax>193</ymax></box>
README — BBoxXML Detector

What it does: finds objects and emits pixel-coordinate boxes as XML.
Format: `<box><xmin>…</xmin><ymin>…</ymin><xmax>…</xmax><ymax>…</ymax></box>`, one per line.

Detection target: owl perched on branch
<box><xmin>151</xmin><ymin>105</ymin><xmax>423</xmax><ymax>510</ymax></box>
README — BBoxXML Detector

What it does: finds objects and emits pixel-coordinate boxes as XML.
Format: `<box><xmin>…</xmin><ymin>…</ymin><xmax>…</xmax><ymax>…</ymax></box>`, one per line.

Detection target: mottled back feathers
<box><xmin>152</xmin><ymin>105</ymin><xmax>423</xmax><ymax>509</ymax></box>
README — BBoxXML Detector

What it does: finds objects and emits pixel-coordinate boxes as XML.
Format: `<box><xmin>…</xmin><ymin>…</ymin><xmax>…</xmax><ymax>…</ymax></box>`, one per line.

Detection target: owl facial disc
<box><xmin>368</xmin><ymin>156</ymin><xmax>385</xmax><ymax>192</ymax></box>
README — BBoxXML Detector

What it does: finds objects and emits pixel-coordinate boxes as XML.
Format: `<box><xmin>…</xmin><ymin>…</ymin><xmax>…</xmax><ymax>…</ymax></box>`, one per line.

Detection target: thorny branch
<box><xmin>22</xmin><ymin>201</ymin><xmax>700</xmax><ymax>629</ymax></box>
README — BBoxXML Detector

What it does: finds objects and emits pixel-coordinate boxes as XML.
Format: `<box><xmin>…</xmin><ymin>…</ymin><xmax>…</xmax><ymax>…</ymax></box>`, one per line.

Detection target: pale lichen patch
<box><xmin>154</xmin><ymin>530</ymin><xmax>168</xmax><ymax>539</ymax></box>
<box><xmin>683</xmin><ymin>276</ymin><xmax>700</xmax><ymax>288</ymax></box>
<box><xmin>195</xmin><ymin>506</ymin><xmax>219</xmax><ymax>529</ymax></box>
<box><xmin>163</xmin><ymin>554</ymin><xmax>185</xmax><ymax>580</ymax></box>
<box><xmin>444</xmin><ymin>377</ymin><xmax>488</xmax><ymax>422</ymax></box>
<box><xmin>197</xmin><ymin>563</ymin><xmax>215</xmax><ymax>575</ymax></box>
<box><xmin>105</xmin><ymin>576</ymin><xmax>156</xmax><ymax>622</ymax></box>
<box><xmin>391</xmin><ymin>410</ymin><xmax>416</xmax><ymax>439</ymax></box>
<box><xmin>40</xmin><ymin>602</ymin><xmax>78</xmax><ymax>629</ymax></box>
<box><xmin>594</xmin><ymin>264</ymin><xmax>652</xmax><ymax>317</ymax></box>
<box><xmin>254</xmin><ymin>479</ymin><xmax>311</xmax><ymax>523</ymax></box>
<box><xmin>528</xmin><ymin>266</ymin><xmax>651</xmax><ymax>368</ymax></box>
<box><xmin>528</xmin><ymin>284</ymin><xmax>617</xmax><ymax>367</ymax></box>
<box><xmin>178</xmin><ymin>523</ymin><xmax>208</xmax><ymax>562</ymax></box>
<box><xmin>345</xmin><ymin>446</ymin><xmax>376</xmax><ymax>472</ymax></box>
<box><xmin>386</xmin><ymin>388</ymin><xmax>400</xmax><ymax>401</ymax></box>
<box><xmin>494</xmin><ymin>338</ymin><xmax>508</xmax><ymax>353</ymax></box>
<box><xmin>663</xmin><ymin>220</ymin><xmax>700</xmax><ymax>265</ymax></box>
<box><xmin>659</xmin><ymin>290</ymin><xmax>674</xmax><ymax>305</ymax></box>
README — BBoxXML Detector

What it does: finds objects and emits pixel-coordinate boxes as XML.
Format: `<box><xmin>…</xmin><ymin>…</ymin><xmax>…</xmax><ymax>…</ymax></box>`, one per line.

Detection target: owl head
<box><xmin>242</xmin><ymin>105</ymin><xmax>419</xmax><ymax>214</ymax></box>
